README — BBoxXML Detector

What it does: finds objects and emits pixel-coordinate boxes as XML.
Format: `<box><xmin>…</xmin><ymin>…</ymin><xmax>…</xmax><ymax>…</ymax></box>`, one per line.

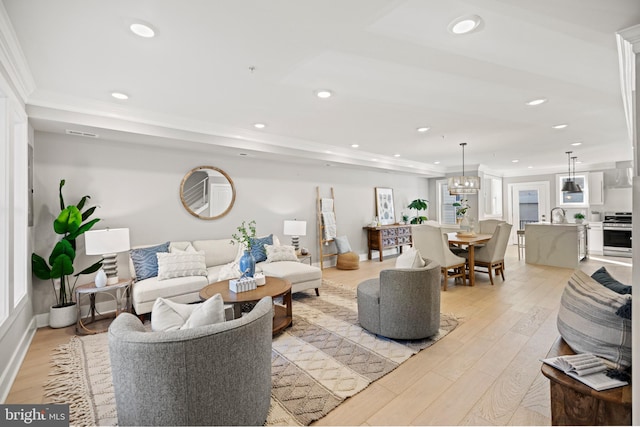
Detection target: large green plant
<box><xmin>408</xmin><ymin>198</ymin><xmax>429</xmax><ymax>224</ymax></box>
<box><xmin>31</xmin><ymin>180</ymin><xmax>102</xmax><ymax>308</ymax></box>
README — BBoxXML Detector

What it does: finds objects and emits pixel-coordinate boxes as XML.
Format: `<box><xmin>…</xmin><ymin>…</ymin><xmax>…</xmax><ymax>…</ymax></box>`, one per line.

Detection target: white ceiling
<box><xmin>3</xmin><ymin>0</ymin><xmax>640</xmax><ymax>177</ymax></box>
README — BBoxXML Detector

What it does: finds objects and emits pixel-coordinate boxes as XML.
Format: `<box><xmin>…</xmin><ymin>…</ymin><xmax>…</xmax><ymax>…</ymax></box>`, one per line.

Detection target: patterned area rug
<box><xmin>44</xmin><ymin>280</ymin><xmax>458</xmax><ymax>426</ymax></box>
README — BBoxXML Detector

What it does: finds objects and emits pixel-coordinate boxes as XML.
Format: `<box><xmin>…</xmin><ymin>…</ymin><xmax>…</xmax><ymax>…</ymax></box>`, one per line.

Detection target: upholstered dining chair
<box><xmin>411</xmin><ymin>224</ymin><xmax>466</xmax><ymax>291</ymax></box>
<box><xmin>478</xmin><ymin>219</ymin><xmax>506</xmax><ymax>234</ymax></box>
<box><xmin>465</xmin><ymin>222</ymin><xmax>513</xmax><ymax>285</ymax></box>
<box><xmin>108</xmin><ymin>297</ymin><xmax>273</xmax><ymax>426</ymax></box>
<box><xmin>357</xmin><ymin>260</ymin><xmax>441</xmax><ymax>339</ymax></box>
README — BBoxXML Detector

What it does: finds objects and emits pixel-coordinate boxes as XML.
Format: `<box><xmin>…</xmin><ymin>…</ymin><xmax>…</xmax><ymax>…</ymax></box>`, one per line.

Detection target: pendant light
<box><xmin>448</xmin><ymin>142</ymin><xmax>481</xmax><ymax>194</ymax></box>
<box><xmin>561</xmin><ymin>151</ymin><xmax>580</xmax><ymax>193</ymax></box>
<box><xmin>571</xmin><ymin>156</ymin><xmax>583</xmax><ymax>193</ymax></box>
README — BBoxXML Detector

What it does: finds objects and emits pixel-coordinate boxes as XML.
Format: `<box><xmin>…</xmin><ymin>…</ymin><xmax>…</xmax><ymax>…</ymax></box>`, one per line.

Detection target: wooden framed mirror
<box><xmin>180</xmin><ymin>166</ymin><xmax>236</xmax><ymax>220</ymax></box>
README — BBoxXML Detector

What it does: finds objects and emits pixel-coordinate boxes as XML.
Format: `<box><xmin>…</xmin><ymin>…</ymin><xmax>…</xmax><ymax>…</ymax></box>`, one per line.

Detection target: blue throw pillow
<box><xmin>591</xmin><ymin>267</ymin><xmax>632</xmax><ymax>295</ymax></box>
<box><xmin>249</xmin><ymin>235</ymin><xmax>273</xmax><ymax>263</ymax></box>
<box><xmin>130</xmin><ymin>242</ymin><xmax>170</xmax><ymax>280</ymax></box>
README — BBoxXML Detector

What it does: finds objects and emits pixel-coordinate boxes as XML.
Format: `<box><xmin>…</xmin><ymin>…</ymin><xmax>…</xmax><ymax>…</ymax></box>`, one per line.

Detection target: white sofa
<box><xmin>129</xmin><ymin>238</ymin><xmax>322</xmax><ymax>315</ymax></box>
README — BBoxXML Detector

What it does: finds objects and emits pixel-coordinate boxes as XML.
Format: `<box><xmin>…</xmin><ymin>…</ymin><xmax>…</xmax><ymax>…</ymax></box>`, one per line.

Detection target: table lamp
<box><xmin>85</xmin><ymin>228</ymin><xmax>130</xmax><ymax>285</ymax></box>
<box><xmin>283</xmin><ymin>220</ymin><xmax>306</xmax><ymax>253</ymax></box>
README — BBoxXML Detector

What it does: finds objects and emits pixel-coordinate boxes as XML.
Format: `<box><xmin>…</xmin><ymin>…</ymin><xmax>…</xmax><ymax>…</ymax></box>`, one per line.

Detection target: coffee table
<box><xmin>199</xmin><ymin>276</ymin><xmax>292</xmax><ymax>335</ymax></box>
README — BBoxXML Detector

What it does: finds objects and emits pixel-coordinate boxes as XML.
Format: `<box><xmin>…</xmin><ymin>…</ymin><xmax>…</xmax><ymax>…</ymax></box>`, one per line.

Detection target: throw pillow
<box><xmin>130</xmin><ymin>242</ymin><xmax>170</xmax><ymax>281</ymax></box>
<box><xmin>156</xmin><ymin>251</ymin><xmax>207</xmax><ymax>280</ymax></box>
<box><xmin>591</xmin><ymin>266</ymin><xmax>632</xmax><ymax>295</ymax></box>
<box><xmin>182</xmin><ymin>294</ymin><xmax>226</xmax><ymax>329</ymax></box>
<box><xmin>249</xmin><ymin>234</ymin><xmax>273</xmax><ymax>263</ymax></box>
<box><xmin>170</xmin><ymin>243</ymin><xmax>197</xmax><ymax>253</ymax></box>
<box><xmin>557</xmin><ymin>270</ymin><xmax>632</xmax><ymax>368</ymax></box>
<box><xmin>265</xmin><ymin>244</ymin><xmax>298</xmax><ymax>263</ymax></box>
<box><xmin>334</xmin><ymin>235</ymin><xmax>352</xmax><ymax>254</ymax></box>
<box><xmin>151</xmin><ymin>297</ymin><xmax>197</xmax><ymax>331</ymax></box>
<box><xmin>395</xmin><ymin>247</ymin><xmax>426</xmax><ymax>269</ymax></box>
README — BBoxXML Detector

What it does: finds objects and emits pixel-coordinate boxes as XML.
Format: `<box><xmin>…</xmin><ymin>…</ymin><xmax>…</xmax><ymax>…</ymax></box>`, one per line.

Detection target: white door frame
<box><xmin>507</xmin><ymin>181</ymin><xmax>551</xmax><ymax>244</ymax></box>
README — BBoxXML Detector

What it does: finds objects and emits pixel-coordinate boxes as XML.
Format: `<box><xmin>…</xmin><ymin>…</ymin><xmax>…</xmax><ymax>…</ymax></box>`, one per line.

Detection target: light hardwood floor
<box><xmin>6</xmin><ymin>246</ymin><xmax>632</xmax><ymax>426</ymax></box>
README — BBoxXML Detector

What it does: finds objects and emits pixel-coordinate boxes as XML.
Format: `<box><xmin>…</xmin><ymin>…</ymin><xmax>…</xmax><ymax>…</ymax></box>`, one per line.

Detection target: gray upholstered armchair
<box><xmin>357</xmin><ymin>261</ymin><xmax>441</xmax><ymax>339</ymax></box>
<box><xmin>108</xmin><ymin>296</ymin><xmax>273</xmax><ymax>426</ymax></box>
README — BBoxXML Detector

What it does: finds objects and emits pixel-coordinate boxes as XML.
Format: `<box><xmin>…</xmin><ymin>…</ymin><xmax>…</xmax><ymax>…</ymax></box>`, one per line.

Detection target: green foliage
<box><xmin>408</xmin><ymin>198</ymin><xmax>429</xmax><ymax>224</ymax></box>
<box><xmin>231</xmin><ymin>220</ymin><xmax>257</xmax><ymax>251</ymax></box>
<box><xmin>32</xmin><ymin>179</ymin><xmax>101</xmax><ymax>307</ymax></box>
<box><xmin>452</xmin><ymin>199</ymin><xmax>470</xmax><ymax>217</ymax></box>
<box><xmin>574</xmin><ymin>213</ymin><xmax>585</xmax><ymax>219</ymax></box>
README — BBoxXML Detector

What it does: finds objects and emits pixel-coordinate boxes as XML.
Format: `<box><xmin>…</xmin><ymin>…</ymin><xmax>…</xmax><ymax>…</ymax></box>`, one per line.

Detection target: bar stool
<box><xmin>517</xmin><ymin>229</ymin><xmax>525</xmax><ymax>260</ymax></box>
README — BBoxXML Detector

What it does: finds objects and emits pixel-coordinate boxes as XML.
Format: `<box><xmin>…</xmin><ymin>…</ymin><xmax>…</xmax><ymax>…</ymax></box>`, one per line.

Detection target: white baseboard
<box><xmin>0</xmin><ymin>317</ymin><xmax>37</xmax><ymax>403</ymax></box>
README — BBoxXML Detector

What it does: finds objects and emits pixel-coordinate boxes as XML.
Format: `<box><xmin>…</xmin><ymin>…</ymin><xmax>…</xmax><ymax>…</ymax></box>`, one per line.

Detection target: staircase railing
<box><xmin>183</xmin><ymin>176</ymin><xmax>208</xmax><ymax>209</ymax></box>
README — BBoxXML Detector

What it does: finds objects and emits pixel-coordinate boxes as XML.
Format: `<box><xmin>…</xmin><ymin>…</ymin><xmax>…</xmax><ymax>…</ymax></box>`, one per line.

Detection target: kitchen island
<box><xmin>525</xmin><ymin>223</ymin><xmax>587</xmax><ymax>268</ymax></box>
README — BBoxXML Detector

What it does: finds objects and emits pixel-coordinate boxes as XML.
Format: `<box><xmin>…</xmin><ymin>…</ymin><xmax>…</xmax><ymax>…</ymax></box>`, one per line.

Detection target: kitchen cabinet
<box><xmin>588</xmin><ymin>222</ymin><xmax>603</xmax><ymax>255</ymax></box>
<box><xmin>589</xmin><ymin>172</ymin><xmax>604</xmax><ymax>205</ymax></box>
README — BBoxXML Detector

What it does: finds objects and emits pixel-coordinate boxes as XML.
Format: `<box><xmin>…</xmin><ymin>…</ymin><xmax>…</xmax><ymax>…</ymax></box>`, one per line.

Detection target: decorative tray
<box><xmin>456</xmin><ymin>231</ymin><xmax>477</xmax><ymax>237</ymax></box>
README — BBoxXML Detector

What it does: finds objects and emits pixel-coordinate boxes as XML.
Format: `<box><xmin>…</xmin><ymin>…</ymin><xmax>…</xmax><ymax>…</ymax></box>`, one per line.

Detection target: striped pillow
<box><xmin>130</xmin><ymin>242</ymin><xmax>170</xmax><ymax>281</ymax></box>
<box><xmin>557</xmin><ymin>270</ymin><xmax>632</xmax><ymax>368</ymax></box>
<box><xmin>156</xmin><ymin>251</ymin><xmax>207</xmax><ymax>280</ymax></box>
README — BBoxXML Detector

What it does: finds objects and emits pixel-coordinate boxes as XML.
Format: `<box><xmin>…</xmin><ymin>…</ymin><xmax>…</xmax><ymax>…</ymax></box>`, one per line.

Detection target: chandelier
<box><xmin>448</xmin><ymin>142</ymin><xmax>480</xmax><ymax>195</ymax></box>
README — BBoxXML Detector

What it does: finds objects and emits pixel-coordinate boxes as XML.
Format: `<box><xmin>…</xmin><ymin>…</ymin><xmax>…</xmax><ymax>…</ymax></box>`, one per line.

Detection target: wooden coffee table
<box><xmin>199</xmin><ymin>276</ymin><xmax>292</xmax><ymax>335</ymax></box>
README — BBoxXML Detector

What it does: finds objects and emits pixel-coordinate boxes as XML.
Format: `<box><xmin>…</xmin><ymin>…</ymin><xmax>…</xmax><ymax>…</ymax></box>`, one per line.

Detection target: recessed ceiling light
<box><xmin>351</xmin><ymin>144</ymin><xmax>359</xmax><ymax>148</ymax></box>
<box><xmin>130</xmin><ymin>23</ymin><xmax>155</xmax><ymax>38</ymax></box>
<box><xmin>393</xmin><ymin>154</ymin><xmax>401</xmax><ymax>157</ymax></box>
<box><xmin>434</xmin><ymin>161</ymin><xmax>441</xmax><ymax>165</ymax></box>
<box><xmin>571</xmin><ymin>142</ymin><xmax>582</xmax><ymax>146</ymax></box>
<box><xmin>372</xmin><ymin>158</ymin><xmax>378</xmax><ymax>162</ymax></box>
<box><xmin>315</xmin><ymin>89</ymin><xmax>333</xmax><ymax>99</ymax></box>
<box><xmin>325</xmin><ymin>150</ymin><xmax>333</xmax><ymax>154</ymax></box>
<box><xmin>448</xmin><ymin>15</ymin><xmax>484</xmax><ymax>35</ymax></box>
<box><xmin>512</xmin><ymin>159</ymin><xmax>519</xmax><ymax>163</ymax></box>
<box><xmin>417</xmin><ymin>127</ymin><xmax>430</xmax><ymax>133</ymax></box>
<box><xmin>526</xmin><ymin>98</ymin><xmax>547</xmax><ymax>106</ymax></box>
<box><xmin>111</xmin><ymin>92</ymin><xmax>129</xmax><ymax>100</ymax></box>
<box><xmin>253</xmin><ymin>123</ymin><xmax>266</xmax><ymax>129</ymax></box>
<box><xmin>528</xmin><ymin>166</ymin><xmax>533</xmax><ymax>169</ymax></box>
<box><xmin>576</xmin><ymin>160</ymin><xmax>583</xmax><ymax>164</ymax></box>
<box><xmin>552</xmin><ymin>123</ymin><xmax>568</xmax><ymax>129</ymax></box>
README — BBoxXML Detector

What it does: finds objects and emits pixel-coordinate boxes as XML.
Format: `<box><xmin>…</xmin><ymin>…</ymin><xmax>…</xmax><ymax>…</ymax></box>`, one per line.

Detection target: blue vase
<box><xmin>239</xmin><ymin>250</ymin><xmax>256</xmax><ymax>277</ymax></box>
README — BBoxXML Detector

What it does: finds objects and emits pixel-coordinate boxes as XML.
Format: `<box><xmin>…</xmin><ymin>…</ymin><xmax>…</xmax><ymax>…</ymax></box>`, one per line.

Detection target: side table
<box><xmin>297</xmin><ymin>254</ymin><xmax>312</xmax><ymax>265</ymax></box>
<box><xmin>75</xmin><ymin>279</ymin><xmax>132</xmax><ymax>335</ymax></box>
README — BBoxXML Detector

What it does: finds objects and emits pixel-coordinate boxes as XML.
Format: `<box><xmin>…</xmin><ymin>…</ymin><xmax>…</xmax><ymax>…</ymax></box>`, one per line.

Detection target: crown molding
<box><xmin>0</xmin><ymin>2</ymin><xmax>35</xmax><ymax>103</ymax></box>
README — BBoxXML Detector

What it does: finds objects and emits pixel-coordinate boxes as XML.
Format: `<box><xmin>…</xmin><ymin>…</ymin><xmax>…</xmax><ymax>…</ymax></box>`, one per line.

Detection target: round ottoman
<box><xmin>336</xmin><ymin>252</ymin><xmax>359</xmax><ymax>270</ymax></box>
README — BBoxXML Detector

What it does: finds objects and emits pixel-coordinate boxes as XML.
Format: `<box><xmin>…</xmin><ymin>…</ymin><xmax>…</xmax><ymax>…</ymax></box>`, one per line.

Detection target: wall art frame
<box><xmin>375</xmin><ymin>187</ymin><xmax>395</xmax><ymax>225</ymax></box>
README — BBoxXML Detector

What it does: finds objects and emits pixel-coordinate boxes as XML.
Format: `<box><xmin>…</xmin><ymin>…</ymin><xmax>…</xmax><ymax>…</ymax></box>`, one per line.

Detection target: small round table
<box><xmin>75</xmin><ymin>279</ymin><xmax>131</xmax><ymax>335</ymax></box>
<box><xmin>199</xmin><ymin>276</ymin><xmax>292</xmax><ymax>335</ymax></box>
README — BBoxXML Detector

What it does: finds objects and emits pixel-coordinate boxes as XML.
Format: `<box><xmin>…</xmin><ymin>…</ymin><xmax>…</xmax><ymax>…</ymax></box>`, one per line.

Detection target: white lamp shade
<box><xmin>283</xmin><ymin>220</ymin><xmax>307</xmax><ymax>236</ymax></box>
<box><xmin>85</xmin><ymin>228</ymin><xmax>131</xmax><ymax>255</ymax></box>
<box><xmin>448</xmin><ymin>176</ymin><xmax>481</xmax><ymax>194</ymax></box>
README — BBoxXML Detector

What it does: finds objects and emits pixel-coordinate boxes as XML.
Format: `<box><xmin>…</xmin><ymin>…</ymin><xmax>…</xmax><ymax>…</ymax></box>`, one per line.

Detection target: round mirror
<box><xmin>180</xmin><ymin>166</ymin><xmax>236</xmax><ymax>220</ymax></box>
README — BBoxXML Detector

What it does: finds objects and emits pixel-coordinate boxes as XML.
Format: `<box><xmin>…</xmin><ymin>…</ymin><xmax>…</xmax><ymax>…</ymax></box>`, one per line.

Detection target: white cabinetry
<box><xmin>588</xmin><ymin>222</ymin><xmax>603</xmax><ymax>255</ymax></box>
<box><xmin>589</xmin><ymin>172</ymin><xmax>604</xmax><ymax>205</ymax></box>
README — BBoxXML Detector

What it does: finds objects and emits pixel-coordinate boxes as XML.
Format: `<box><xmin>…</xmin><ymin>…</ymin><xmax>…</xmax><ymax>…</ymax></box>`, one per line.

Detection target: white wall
<box><xmin>32</xmin><ymin>131</ymin><xmax>430</xmax><ymax>315</ymax></box>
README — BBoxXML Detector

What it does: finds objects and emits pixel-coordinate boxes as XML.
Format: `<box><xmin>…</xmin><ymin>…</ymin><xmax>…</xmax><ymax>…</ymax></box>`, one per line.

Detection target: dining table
<box><xmin>446</xmin><ymin>232</ymin><xmax>493</xmax><ymax>287</ymax></box>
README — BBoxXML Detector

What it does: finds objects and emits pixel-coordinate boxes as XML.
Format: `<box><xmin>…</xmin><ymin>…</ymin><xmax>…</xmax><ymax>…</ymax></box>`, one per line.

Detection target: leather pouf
<box><xmin>337</xmin><ymin>252</ymin><xmax>360</xmax><ymax>270</ymax></box>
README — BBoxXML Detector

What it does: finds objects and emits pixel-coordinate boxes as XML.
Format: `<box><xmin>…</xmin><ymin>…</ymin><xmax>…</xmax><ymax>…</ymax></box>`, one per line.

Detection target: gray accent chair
<box><xmin>357</xmin><ymin>261</ymin><xmax>441</xmax><ymax>340</ymax></box>
<box><xmin>108</xmin><ymin>296</ymin><xmax>273</xmax><ymax>426</ymax></box>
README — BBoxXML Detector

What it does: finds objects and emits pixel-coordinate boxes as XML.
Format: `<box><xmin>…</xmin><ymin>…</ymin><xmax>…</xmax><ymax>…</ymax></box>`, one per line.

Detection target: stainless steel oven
<box><xmin>603</xmin><ymin>212</ymin><xmax>632</xmax><ymax>257</ymax></box>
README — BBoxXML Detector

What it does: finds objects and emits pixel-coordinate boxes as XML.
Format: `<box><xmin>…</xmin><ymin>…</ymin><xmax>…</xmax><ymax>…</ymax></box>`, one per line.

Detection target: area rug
<box><xmin>44</xmin><ymin>280</ymin><xmax>458</xmax><ymax>426</ymax></box>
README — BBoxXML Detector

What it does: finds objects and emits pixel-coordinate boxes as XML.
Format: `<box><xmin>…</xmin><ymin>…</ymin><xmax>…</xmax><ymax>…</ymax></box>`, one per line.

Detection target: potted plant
<box><xmin>231</xmin><ymin>220</ymin><xmax>257</xmax><ymax>277</ymax></box>
<box><xmin>453</xmin><ymin>199</ymin><xmax>470</xmax><ymax>223</ymax></box>
<box><xmin>407</xmin><ymin>199</ymin><xmax>429</xmax><ymax>224</ymax></box>
<box><xmin>31</xmin><ymin>180</ymin><xmax>102</xmax><ymax>328</ymax></box>
<box><xmin>574</xmin><ymin>213</ymin><xmax>585</xmax><ymax>224</ymax></box>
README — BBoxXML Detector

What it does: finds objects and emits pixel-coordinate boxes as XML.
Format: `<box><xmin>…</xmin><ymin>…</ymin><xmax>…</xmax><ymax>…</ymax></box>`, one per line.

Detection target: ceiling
<box><xmin>3</xmin><ymin>0</ymin><xmax>640</xmax><ymax>177</ymax></box>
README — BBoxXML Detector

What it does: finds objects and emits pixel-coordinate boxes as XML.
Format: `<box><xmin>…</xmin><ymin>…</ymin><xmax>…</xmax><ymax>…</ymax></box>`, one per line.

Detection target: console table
<box><xmin>541</xmin><ymin>337</ymin><xmax>631</xmax><ymax>425</ymax></box>
<box><xmin>363</xmin><ymin>224</ymin><xmax>412</xmax><ymax>261</ymax></box>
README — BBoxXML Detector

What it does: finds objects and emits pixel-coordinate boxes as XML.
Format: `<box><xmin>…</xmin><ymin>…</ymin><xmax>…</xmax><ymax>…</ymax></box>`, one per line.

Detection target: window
<box><xmin>438</xmin><ymin>180</ymin><xmax>464</xmax><ymax>224</ymax></box>
<box><xmin>557</xmin><ymin>174</ymin><xmax>589</xmax><ymax>207</ymax></box>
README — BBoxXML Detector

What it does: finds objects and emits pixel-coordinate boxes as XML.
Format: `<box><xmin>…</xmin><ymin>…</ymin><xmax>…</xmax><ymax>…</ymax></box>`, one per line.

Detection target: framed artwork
<box><xmin>375</xmin><ymin>187</ymin><xmax>395</xmax><ymax>225</ymax></box>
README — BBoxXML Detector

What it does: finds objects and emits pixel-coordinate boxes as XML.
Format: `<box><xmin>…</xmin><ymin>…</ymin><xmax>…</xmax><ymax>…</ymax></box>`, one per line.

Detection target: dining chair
<box><xmin>411</xmin><ymin>224</ymin><xmax>466</xmax><ymax>291</ymax></box>
<box><xmin>466</xmin><ymin>222</ymin><xmax>513</xmax><ymax>285</ymax></box>
<box><xmin>478</xmin><ymin>219</ymin><xmax>506</xmax><ymax>234</ymax></box>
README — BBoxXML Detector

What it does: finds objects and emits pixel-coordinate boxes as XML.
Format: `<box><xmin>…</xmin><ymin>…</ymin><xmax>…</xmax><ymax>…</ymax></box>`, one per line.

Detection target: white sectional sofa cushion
<box><xmin>130</xmin><ymin>237</ymin><xmax>322</xmax><ymax>315</ymax></box>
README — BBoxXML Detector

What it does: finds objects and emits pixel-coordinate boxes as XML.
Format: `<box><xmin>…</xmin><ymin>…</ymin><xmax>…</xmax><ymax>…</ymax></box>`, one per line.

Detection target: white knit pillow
<box><xmin>156</xmin><ymin>251</ymin><xmax>207</xmax><ymax>280</ymax></box>
<box><xmin>151</xmin><ymin>295</ymin><xmax>226</xmax><ymax>331</ymax></box>
<box><xmin>395</xmin><ymin>247</ymin><xmax>426</xmax><ymax>269</ymax></box>
<box><xmin>264</xmin><ymin>244</ymin><xmax>298</xmax><ymax>263</ymax></box>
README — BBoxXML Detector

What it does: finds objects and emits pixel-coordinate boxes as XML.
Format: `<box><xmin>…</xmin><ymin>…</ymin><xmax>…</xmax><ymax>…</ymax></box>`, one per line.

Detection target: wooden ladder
<box><xmin>316</xmin><ymin>187</ymin><xmax>337</xmax><ymax>270</ymax></box>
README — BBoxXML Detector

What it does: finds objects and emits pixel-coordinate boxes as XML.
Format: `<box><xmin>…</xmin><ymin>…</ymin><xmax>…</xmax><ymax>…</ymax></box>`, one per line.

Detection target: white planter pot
<box><xmin>49</xmin><ymin>303</ymin><xmax>77</xmax><ymax>328</ymax></box>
